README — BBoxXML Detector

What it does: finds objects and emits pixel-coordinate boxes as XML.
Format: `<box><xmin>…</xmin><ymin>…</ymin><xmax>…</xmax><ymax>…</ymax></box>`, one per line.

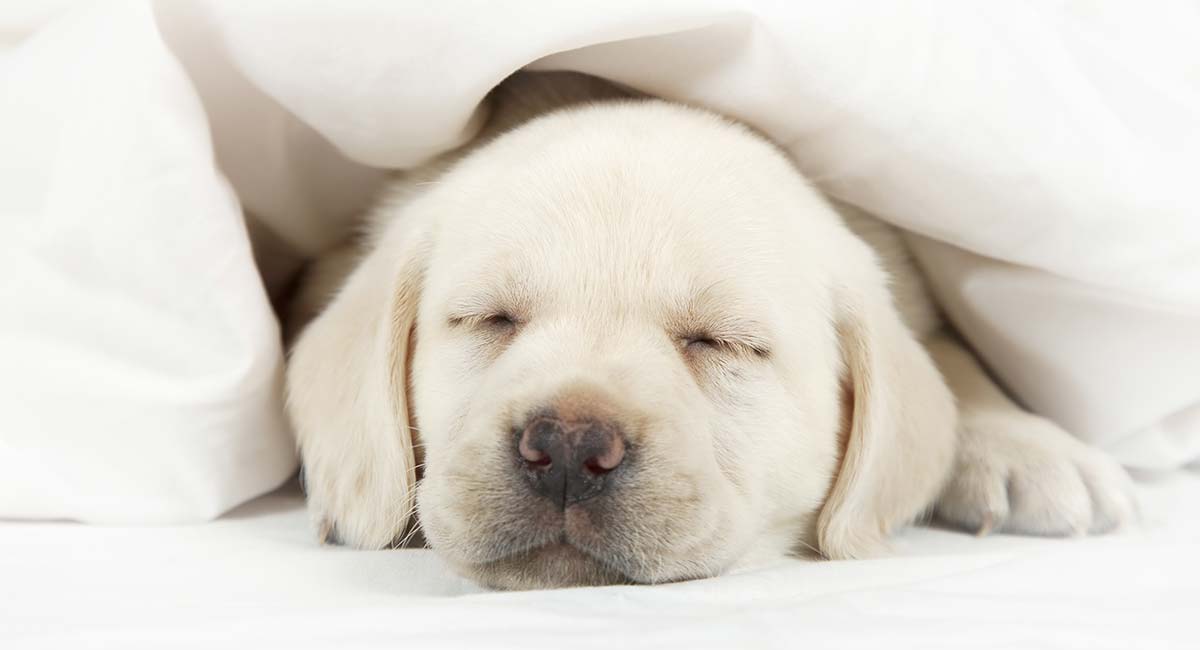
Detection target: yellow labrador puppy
<box><xmin>285</xmin><ymin>72</ymin><xmax>1136</xmax><ymax>589</ymax></box>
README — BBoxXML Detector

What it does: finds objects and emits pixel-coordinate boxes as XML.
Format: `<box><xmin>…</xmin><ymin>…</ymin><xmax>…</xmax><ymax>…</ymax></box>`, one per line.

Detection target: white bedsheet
<box><xmin>3</xmin><ymin>469</ymin><xmax>1197</xmax><ymax>649</ymax></box>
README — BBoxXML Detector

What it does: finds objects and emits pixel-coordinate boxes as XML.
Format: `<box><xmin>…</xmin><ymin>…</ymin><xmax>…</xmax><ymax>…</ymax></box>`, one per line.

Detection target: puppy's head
<box><xmin>287</xmin><ymin>102</ymin><xmax>955</xmax><ymax>589</ymax></box>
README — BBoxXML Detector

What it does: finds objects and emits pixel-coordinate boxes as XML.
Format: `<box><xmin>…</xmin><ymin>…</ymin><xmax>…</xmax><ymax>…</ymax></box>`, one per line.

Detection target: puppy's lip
<box><xmin>501</xmin><ymin>503</ymin><xmax>612</xmax><ymax>551</ymax></box>
<box><xmin>473</xmin><ymin>531</ymin><xmax>607</xmax><ymax>567</ymax></box>
<box><xmin>471</xmin><ymin>538</ymin><xmax>636</xmax><ymax>588</ymax></box>
<box><xmin>453</xmin><ymin>498</ymin><xmax>613</xmax><ymax>561</ymax></box>
<box><xmin>456</xmin><ymin>505</ymin><xmax>637</xmax><ymax>582</ymax></box>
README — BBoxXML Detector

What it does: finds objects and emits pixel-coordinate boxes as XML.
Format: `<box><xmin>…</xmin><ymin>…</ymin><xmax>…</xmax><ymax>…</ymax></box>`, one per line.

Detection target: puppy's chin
<box><xmin>463</xmin><ymin>542</ymin><xmax>633</xmax><ymax>590</ymax></box>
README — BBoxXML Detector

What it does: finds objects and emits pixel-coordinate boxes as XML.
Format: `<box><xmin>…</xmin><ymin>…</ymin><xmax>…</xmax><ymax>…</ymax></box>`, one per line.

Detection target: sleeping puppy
<box><xmin>285</xmin><ymin>72</ymin><xmax>1136</xmax><ymax>589</ymax></box>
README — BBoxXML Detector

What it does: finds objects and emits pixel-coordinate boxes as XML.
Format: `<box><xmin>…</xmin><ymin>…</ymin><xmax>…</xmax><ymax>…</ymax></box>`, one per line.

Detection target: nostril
<box><xmin>583</xmin><ymin>457</ymin><xmax>612</xmax><ymax>475</ymax></box>
<box><xmin>518</xmin><ymin>434</ymin><xmax>551</xmax><ymax>468</ymax></box>
<box><xmin>525</xmin><ymin>454</ymin><xmax>551</xmax><ymax>469</ymax></box>
<box><xmin>583</xmin><ymin>435</ymin><xmax>625</xmax><ymax>474</ymax></box>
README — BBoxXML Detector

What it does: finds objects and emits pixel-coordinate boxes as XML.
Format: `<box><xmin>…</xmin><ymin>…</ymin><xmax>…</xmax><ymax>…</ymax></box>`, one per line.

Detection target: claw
<box><xmin>318</xmin><ymin>518</ymin><xmax>338</xmax><ymax>545</ymax></box>
<box><xmin>976</xmin><ymin>512</ymin><xmax>995</xmax><ymax>537</ymax></box>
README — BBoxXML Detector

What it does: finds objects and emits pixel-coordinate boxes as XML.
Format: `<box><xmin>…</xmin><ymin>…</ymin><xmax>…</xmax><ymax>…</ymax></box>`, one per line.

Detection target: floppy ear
<box><xmin>816</xmin><ymin>246</ymin><xmax>958</xmax><ymax>560</ymax></box>
<box><xmin>285</xmin><ymin>223</ymin><xmax>428</xmax><ymax>549</ymax></box>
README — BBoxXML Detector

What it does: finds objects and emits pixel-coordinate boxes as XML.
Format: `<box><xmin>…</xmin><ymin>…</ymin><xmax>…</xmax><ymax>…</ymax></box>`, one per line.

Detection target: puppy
<box><xmin>285</xmin><ymin>72</ymin><xmax>1136</xmax><ymax>589</ymax></box>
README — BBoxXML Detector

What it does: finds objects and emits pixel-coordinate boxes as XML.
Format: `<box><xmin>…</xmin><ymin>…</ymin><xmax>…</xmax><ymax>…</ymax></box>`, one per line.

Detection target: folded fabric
<box><xmin>0</xmin><ymin>2</ymin><xmax>295</xmax><ymax>522</ymax></box>
<box><xmin>1</xmin><ymin>0</ymin><xmax>1197</xmax><ymax>523</ymax></box>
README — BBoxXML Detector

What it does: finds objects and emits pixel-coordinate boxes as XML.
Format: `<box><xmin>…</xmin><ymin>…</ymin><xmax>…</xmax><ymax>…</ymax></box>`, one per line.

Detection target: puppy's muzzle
<box><xmin>517</xmin><ymin>413</ymin><xmax>626</xmax><ymax>507</ymax></box>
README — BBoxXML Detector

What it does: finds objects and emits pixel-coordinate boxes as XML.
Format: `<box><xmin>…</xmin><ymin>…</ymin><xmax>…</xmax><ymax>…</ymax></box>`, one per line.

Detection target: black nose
<box><xmin>517</xmin><ymin>415</ymin><xmax>626</xmax><ymax>507</ymax></box>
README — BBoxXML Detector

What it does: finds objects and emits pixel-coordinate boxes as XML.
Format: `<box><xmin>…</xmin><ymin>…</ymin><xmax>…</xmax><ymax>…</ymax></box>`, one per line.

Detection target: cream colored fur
<box><xmin>285</xmin><ymin>72</ymin><xmax>1135</xmax><ymax>588</ymax></box>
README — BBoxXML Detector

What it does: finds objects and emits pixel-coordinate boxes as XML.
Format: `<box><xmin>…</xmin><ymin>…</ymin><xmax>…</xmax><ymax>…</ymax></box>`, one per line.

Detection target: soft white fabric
<box><xmin>0</xmin><ymin>2</ymin><xmax>295</xmax><ymax>522</ymax></box>
<box><xmin>2</xmin><ymin>470</ymin><xmax>1197</xmax><ymax>649</ymax></box>
<box><xmin>1</xmin><ymin>0</ymin><xmax>1198</xmax><ymax>523</ymax></box>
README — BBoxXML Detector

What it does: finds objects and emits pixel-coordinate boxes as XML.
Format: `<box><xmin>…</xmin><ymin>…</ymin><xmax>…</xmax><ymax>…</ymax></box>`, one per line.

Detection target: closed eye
<box><xmin>681</xmin><ymin>333</ymin><xmax>771</xmax><ymax>359</ymax></box>
<box><xmin>481</xmin><ymin>313</ymin><xmax>516</xmax><ymax>329</ymax></box>
<box><xmin>669</xmin><ymin>286</ymin><xmax>773</xmax><ymax>361</ymax></box>
<box><xmin>448</xmin><ymin>311</ymin><xmax>520</xmax><ymax>331</ymax></box>
<box><xmin>684</xmin><ymin>335</ymin><xmax>720</xmax><ymax>352</ymax></box>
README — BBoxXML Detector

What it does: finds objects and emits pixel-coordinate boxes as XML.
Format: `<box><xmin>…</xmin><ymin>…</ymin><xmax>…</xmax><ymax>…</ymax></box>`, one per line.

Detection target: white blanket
<box><xmin>2</xmin><ymin>1</ymin><xmax>1198</xmax><ymax>522</ymax></box>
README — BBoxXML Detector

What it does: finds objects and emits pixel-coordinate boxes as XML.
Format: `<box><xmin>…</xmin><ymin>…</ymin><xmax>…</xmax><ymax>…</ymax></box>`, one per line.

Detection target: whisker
<box><xmin>793</xmin><ymin>537</ymin><xmax>826</xmax><ymax>560</ymax></box>
<box><xmin>395</xmin><ymin>517</ymin><xmax>425</xmax><ymax>549</ymax></box>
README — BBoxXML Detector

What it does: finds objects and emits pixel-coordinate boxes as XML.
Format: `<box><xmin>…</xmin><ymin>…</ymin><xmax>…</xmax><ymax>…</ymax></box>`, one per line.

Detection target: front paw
<box><xmin>297</xmin><ymin>453</ymin><xmax>417</xmax><ymax>550</ymax></box>
<box><xmin>935</xmin><ymin>413</ymin><xmax>1138</xmax><ymax>536</ymax></box>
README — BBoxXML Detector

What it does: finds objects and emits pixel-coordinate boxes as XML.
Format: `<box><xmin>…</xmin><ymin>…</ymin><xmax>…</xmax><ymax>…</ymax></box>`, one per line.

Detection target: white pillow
<box><xmin>0</xmin><ymin>2</ymin><xmax>295</xmax><ymax>522</ymax></box>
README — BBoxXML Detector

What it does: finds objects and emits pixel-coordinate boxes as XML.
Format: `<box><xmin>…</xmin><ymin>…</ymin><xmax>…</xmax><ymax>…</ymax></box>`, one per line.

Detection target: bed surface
<box><xmin>3</xmin><ymin>471</ymin><xmax>1196</xmax><ymax>649</ymax></box>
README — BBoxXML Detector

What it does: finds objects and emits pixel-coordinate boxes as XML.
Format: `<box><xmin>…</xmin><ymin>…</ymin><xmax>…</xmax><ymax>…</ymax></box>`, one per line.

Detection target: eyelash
<box><xmin>682</xmin><ymin>335</ymin><xmax>770</xmax><ymax>359</ymax></box>
<box><xmin>448</xmin><ymin>312</ymin><xmax>519</xmax><ymax>333</ymax></box>
<box><xmin>684</xmin><ymin>336</ymin><xmax>721</xmax><ymax>351</ymax></box>
<box><xmin>481</xmin><ymin>313</ymin><xmax>516</xmax><ymax>329</ymax></box>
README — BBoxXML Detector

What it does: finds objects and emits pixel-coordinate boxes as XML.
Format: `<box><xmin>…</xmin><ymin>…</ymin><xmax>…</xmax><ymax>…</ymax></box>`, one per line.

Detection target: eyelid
<box><xmin>447</xmin><ymin>311</ymin><xmax>520</xmax><ymax>328</ymax></box>
<box><xmin>682</xmin><ymin>332</ymin><xmax>771</xmax><ymax>359</ymax></box>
